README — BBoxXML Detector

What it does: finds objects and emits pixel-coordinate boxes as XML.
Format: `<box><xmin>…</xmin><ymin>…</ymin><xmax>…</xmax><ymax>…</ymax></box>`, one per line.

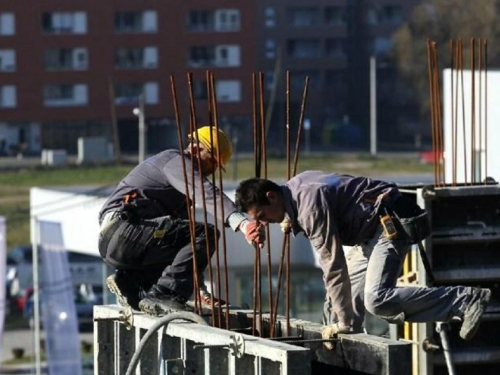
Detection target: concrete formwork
<box><xmin>94</xmin><ymin>305</ymin><xmax>411</xmax><ymax>375</ymax></box>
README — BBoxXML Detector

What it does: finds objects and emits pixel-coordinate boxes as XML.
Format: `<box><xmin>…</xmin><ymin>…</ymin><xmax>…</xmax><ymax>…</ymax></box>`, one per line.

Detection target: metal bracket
<box><xmin>93</xmin><ymin>307</ymin><xmax>134</xmax><ymax>330</ymax></box>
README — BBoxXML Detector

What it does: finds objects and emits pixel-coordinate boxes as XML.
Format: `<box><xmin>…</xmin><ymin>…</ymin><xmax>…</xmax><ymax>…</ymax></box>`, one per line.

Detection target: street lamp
<box><xmin>133</xmin><ymin>93</ymin><xmax>147</xmax><ymax>163</ymax></box>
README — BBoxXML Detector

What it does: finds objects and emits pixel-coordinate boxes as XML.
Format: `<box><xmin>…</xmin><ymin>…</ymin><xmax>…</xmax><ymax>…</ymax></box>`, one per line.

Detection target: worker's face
<box><xmin>191</xmin><ymin>144</ymin><xmax>220</xmax><ymax>175</ymax></box>
<box><xmin>246</xmin><ymin>191</ymin><xmax>285</xmax><ymax>225</ymax></box>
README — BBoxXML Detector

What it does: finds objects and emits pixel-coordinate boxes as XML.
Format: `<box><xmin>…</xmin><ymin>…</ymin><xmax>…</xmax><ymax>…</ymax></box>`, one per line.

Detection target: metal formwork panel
<box><xmin>415</xmin><ymin>185</ymin><xmax>500</xmax><ymax>375</ymax></box>
<box><xmin>94</xmin><ymin>305</ymin><xmax>310</xmax><ymax>375</ymax></box>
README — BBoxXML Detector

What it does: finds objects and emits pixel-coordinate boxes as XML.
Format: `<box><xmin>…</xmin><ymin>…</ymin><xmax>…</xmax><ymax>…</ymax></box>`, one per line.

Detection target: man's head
<box><xmin>188</xmin><ymin>126</ymin><xmax>232</xmax><ymax>175</ymax></box>
<box><xmin>235</xmin><ymin>178</ymin><xmax>285</xmax><ymax>225</ymax></box>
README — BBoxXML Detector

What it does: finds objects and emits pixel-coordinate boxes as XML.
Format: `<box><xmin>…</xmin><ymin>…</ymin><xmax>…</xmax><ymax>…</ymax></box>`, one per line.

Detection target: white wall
<box><xmin>443</xmin><ymin>68</ymin><xmax>500</xmax><ymax>183</ymax></box>
<box><xmin>29</xmin><ymin>187</ymin><xmax>318</xmax><ymax>269</ymax></box>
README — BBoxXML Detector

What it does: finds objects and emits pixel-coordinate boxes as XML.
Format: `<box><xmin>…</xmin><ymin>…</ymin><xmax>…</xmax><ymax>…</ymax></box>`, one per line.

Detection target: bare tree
<box><xmin>392</xmin><ymin>0</ymin><xmax>500</xmax><ymax>118</ymax></box>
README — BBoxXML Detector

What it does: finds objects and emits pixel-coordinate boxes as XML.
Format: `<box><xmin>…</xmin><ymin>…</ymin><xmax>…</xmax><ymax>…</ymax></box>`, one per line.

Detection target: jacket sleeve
<box><xmin>299</xmin><ymin>190</ymin><xmax>354</xmax><ymax>326</ymax></box>
<box><xmin>163</xmin><ymin>154</ymin><xmax>239</xmax><ymax>226</ymax></box>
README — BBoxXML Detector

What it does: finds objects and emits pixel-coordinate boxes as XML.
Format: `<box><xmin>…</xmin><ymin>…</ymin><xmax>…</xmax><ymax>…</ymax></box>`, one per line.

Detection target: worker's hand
<box><xmin>240</xmin><ymin>220</ymin><xmax>266</xmax><ymax>248</ymax></box>
<box><xmin>322</xmin><ymin>323</ymin><xmax>352</xmax><ymax>350</ymax></box>
<box><xmin>280</xmin><ymin>218</ymin><xmax>292</xmax><ymax>234</ymax></box>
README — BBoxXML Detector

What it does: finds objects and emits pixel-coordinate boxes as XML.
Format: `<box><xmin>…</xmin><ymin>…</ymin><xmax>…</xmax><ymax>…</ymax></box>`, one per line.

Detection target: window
<box><xmin>215</xmin><ymin>45</ymin><xmax>240</xmax><ymax>67</ymax></box>
<box><xmin>325</xmin><ymin>7</ymin><xmax>344</xmax><ymax>26</ymax></box>
<box><xmin>380</xmin><ymin>5</ymin><xmax>402</xmax><ymax>25</ymax></box>
<box><xmin>216</xmin><ymin>80</ymin><xmax>241</xmax><ymax>103</ymax></box>
<box><xmin>288</xmin><ymin>7</ymin><xmax>319</xmax><ymax>27</ymax></box>
<box><xmin>265</xmin><ymin>39</ymin><xmax>276</xmax><ymax>59</ymax></box>
<box><xmin>214</xmin><ymin>9</ymin><xmax>240</xmax><ymax>31</ymax></box>
<box><xmin>0</xmin><ymin>13</ymin><xmax>15</xmax><ymax>35</ymax></box>
<box><xmin>367</xmin><ymin>5</ymin><xmax>402</xmax><ymax>25</ymax></box>
<box><xmin>114</xmin><ymin>11</ymin><xmax>157</xmax><ymax>33</ymax></box>
<box><xmin>114</xmin><ymin>82</ymin><xmax>158</xmax><ymax>105</ymax></box>
<box><xmin>0</xmin><ymin>50</ymin><xmax>16</xmax><ymax>71</ymax></box>
<box><xmin>373</xmin><ymin>37</ymin><xmax>393</xmax><ymax>55</ymax></box>
<box><xmin>193</xmin><ymin>81</ymin><xmax>208</xmax><ymax>100</ymax></box>
<box><xmin>115</xmin><ymin>47</ymin><xmax>158</xmax><ymax>69</ymax></box>
<box><xmin>188</xmin><ymin>46</ymin><xmax>215</xmax><ymax>67</ymax></box>
<box><xmin>188</xmin><ymin>10</ymin><xmax>213</xmax><ymax>31</ymax></box>
<box><xmin>265</xmin><ymin>7</ymin><xmax>276</xmax><ymax>28</ymax></box>
<box><xmin>325</xmin><ymin>70</ymin><xmax>348</xmax><ymax>91</ymax></box>
<box><xmin>44</xmin><ymin>48</ymin><xmax>88</xmax><ymax>71</ymax></box>
<box><xmin>189</xmin><ymin>45</ymin><xmax>239</xmax><ymax>68</ymax></box>
<box><xmin>0</xmin><ymin>85</ymin><xmax>16</xmax><ymax>108</ymax></box>
<box><xmin>325</xmin><ymin>39</ymin><xmax>346</xmax><ymax>57</ymax></box>
<box><xmin>287</xmin><ymin>39</ymin><xmax>319</xmax><ymax>58</ymax></box>
<box><xmin>43</xmin><ymin>84</ymin><xmax>88</xmax><ymax>107</ymax></box>
<box><xmin>291</xmin><ymin>71</ymin><xmax>319</xmax><ymax>90</ymax></box>
<box><xmin>42</xmin><ymin>12</ymin><xmax>87</xmax><ymax>34</ymax></box>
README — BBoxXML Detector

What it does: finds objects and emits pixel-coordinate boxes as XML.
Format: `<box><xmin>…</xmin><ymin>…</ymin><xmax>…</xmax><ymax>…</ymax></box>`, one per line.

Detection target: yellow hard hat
<box><xmin>188</xmin><ymin>126</ymin><xmax>233</xmax><ymax>168</ymax></box>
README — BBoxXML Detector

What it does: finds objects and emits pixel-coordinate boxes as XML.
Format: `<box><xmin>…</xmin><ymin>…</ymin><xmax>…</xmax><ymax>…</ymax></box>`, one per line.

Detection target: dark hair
<box><xmin>235</xmin><ymin>178</ymin><xmax>282</xmax><ymax>212</ymax></box>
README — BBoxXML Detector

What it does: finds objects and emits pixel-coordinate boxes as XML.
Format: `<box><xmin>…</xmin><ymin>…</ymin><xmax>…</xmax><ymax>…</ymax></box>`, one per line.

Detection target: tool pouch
<box><xmin>397</xmin><ymin>210</ymin><xmax>430</xmax><ymax>244</ymax></box>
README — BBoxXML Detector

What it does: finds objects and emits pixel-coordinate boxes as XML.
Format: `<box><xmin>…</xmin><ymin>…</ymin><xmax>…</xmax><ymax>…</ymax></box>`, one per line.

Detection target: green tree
<box><xmin>392</xmin><ymin>0</ymin><xmax>500</xmax><ymax>119</ymax></box>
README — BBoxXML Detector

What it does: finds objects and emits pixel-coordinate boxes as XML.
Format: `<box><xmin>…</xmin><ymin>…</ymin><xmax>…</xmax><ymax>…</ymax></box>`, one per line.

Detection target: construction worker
<box><xmin>235</xmin><ymin>172</ymin><xmax>491</xmax><ymax>341</ymax></box>
<box><xmin>98</xmin><ymin>126</ymin><xmax>264</xmax><ymax>316</ymax></box>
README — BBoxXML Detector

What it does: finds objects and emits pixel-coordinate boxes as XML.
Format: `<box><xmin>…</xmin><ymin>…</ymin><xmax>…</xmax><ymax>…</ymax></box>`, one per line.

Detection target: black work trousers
<box><xmin>99</xmin><ymin>214</ymin><xmax>219</xmax><ymax>299</ymax></box>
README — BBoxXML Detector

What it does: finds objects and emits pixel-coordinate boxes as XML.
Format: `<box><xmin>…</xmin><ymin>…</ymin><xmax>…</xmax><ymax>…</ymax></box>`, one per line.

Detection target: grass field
<box><xmin>0</xmin><ymin>154</ymin><xmax>432</xmax><ymax>248</ymax></box>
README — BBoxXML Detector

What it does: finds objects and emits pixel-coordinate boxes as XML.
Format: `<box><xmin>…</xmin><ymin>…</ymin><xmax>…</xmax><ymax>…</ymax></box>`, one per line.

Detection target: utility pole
<box><xmin>370</xmin><ymin>56</ymin><xmax>377</xmax><ymax>156</ymax></box>
<box><xmin>134</xmin><ymin>93</ymin><xmax>147</xmax><ymax>163</ymax></box>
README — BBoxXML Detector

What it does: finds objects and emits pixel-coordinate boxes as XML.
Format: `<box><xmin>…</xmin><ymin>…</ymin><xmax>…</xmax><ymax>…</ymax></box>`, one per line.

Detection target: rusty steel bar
<box><xmin>257</xmin><ymin>71</ymin><xmax>271</xmax><ymax>334</ymax></box>
<box><xmin>450</xmin><ymin>40</ymin><xmax>456</xmax><ymax>186</ymax></box>
<box><xmin>270</xmin><ymin>234</ymin><xmax>288</xmax><ymax>337</ymax></box>
<box><xmin>209</xmin><ymin>72</ymin><xmax>231</xmax><ymax>329</ymax></box>
<box><xmin>454</xmin><ymin>39</ymin><xmax>460</xmax><ymax>186</ymax></box>
<box><xmin>187</xmin><ymin>72</ymin><xmax>202</xmax><ymax>314</ymax></box>
<box><xmin>292</xmin><ymin>77</ymin><xmax>310</xmax><ymax>178</ymax></box>
<box><xmin>459</xmin><ymin>39</ymin><xmax>468</xmax><ymax>184</ymax></box>
<box><xmin>426</xmin><ymin>40</ymin><xmax>438</xmax><ymax>186</ymax></box>
<box><xmin>170</xmin><ymin>75</ymin><xmax>200</xmax><ymax>315</ymax></box>
<box><xmin>189</xmin><ymin>72</ymin><xmax>216</xmax><ymax>325</ymax></box>
<box><xmin>484</xmin><ymin>39</ymin><xmax>488</xmax><ymax>182</ymax></box>
<box><xmin>286</xmin><ymin>71</ymin><xmax>291</xmax><ymax>181</ymax></box>
<box><xmin>479</xmin><ymin>38</ymin><xmax>483</xmax><ymax>183</ymax></box>
<box><xmin>433</xmin><ymin>42</ymin><xmax>445</xmax><ymax>186</ymax></box>
<box><xmin>204</xmin><ymin>70</ymin><xmax>219</xmax><ymax>326</ymax></box>
<box><xmin>471</xmin><ymin>38</ymin><xmax>476</xmax><ymax>184</ymax></box>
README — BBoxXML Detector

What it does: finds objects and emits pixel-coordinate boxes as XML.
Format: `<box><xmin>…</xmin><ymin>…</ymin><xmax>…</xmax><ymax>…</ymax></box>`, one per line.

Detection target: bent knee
<box><xmin>365</xmin><ymin>292</ymin><xmax>405</xmax><ymax>324</ymax></box>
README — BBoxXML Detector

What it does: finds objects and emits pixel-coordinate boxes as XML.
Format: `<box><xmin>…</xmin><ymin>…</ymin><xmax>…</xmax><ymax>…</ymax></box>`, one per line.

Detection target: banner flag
<box><xmin>38</xmin><ymin>220</ymin><xmax>82</xmax><ymax>375</ymax></box>
<box><xmin>0</xmin><ymin>217</ymin><xmax>6</xmax><ymax>359</ymax></box>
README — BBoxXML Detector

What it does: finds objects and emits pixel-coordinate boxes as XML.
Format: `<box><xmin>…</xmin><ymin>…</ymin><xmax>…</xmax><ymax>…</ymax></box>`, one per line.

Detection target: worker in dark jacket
<box><xmin>235</xmin><ymin>172</ymin><xmax>491</xmax><ymax>342</ymax></box>
<box><xmin>99</xmin><ymin>126</ymin><xmax>264</xmax><ymax>316</ymax></box>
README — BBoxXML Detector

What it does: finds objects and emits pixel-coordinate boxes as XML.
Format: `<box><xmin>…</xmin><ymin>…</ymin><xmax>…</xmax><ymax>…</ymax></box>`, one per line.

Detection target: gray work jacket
<box><xmin>282</xmin><ymin>171</ymin><xmax>400</xmax><ymax>325</ymax></box>
<box><xmin>99</xmin><ymin>149</ymin><xmax>239</xmax><ymax>226</ymax></box>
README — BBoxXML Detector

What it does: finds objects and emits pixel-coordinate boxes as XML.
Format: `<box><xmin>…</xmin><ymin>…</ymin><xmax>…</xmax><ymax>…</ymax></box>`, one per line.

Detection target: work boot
<box><xmin>139</xmin><ymin>285</ymin><xmax>191</xmax><ymax>316</ymax></box>
<box><xmin>460</xmin><ymin>288</ymin><xmax>491</xmax><ymax>340</ymax></box>
<box><xmin>106</xmin><ymin>271</ymin><xmax>145</xmax><ymax>311</ymax></box>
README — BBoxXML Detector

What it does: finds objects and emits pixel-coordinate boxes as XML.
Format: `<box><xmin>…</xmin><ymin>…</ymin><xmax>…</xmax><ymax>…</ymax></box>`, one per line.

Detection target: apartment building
<box><xmin>0</xmin><ymin>1</ymin><xmax>256</xmax><ymax>154</ymax></box>
<box><xmin>257</xmin><ymin>0</ymin><xmax>421</xmax><ymax>150</ymax></box>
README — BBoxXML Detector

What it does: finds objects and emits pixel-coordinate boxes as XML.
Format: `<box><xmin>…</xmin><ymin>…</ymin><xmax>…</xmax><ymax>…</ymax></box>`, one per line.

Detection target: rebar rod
<box><xmin>187</xmin><ymin>73</ymin><xmax>201</xmax><ymax>314</ymax></box>
<box><xmin>189</xmin><ymin>72</ymin><xmax>216</xmax><ymax>324</ymax></box>
<box><xmin>209</xmin><ymin>72</ymin><xmax>231</xmax><ymax>329</ymax></box>
<box><xmin>170</xmin><ymin>75</ymin><xmax>200</xmax><ymax>315</ymax></box>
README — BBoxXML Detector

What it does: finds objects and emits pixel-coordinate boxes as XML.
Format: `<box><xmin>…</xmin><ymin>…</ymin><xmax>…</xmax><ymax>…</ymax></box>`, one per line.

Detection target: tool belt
<box><xmin>389</xmin><ymin>195</ymin><xmax>431</xmax><ymax>244</ymax></box>
<box><xmin>119</xmin><ymin>190</ymin><xmax>168</xmax><ymax>222</ymax></box>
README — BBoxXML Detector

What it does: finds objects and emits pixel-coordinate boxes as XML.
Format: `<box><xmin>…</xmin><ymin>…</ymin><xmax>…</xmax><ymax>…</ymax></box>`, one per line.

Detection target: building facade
<box><xmin>256</xmin><ymin>0</ymin><xmax>422</xmax><ymax>151</ymax></box>
<box><xmin>0</xmin><ymin>1</ymin><xmax>256</xmax><ymax>155</ymax></box>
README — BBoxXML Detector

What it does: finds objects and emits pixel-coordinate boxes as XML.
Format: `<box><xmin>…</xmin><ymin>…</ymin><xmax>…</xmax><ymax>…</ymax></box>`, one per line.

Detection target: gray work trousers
<box><xmin>323</xmin><ymin>225</ymin><xmax>471</xmax><ymax>332</ymax></box>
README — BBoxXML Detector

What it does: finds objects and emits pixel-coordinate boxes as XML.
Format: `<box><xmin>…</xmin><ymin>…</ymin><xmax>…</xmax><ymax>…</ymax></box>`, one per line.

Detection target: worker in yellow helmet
<box><xmin>98</xmin><ymin>125</ymin><xmax>264</xmax><ymax>316</ymax></box>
